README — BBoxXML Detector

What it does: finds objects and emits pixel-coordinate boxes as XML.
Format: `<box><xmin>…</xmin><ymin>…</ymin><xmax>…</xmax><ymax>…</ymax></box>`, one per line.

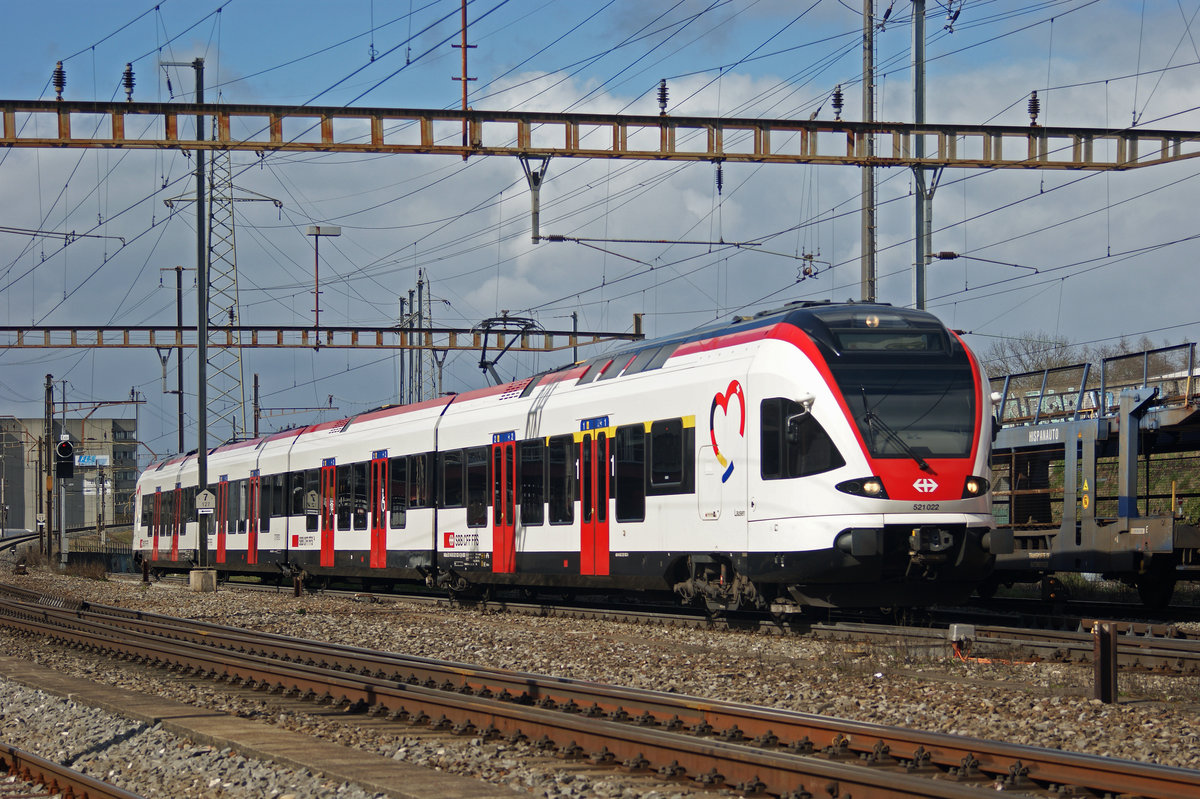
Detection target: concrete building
<box><xmin>0</xmin><ymin>416</ymin><xmax>138</xmax><ymax>539</ymax></box>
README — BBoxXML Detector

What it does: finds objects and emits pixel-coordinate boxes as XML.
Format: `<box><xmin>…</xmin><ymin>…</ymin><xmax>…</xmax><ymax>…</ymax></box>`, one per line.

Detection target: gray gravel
<box><xmin>0</xmin><ymin>677</ymin><xmax>385</xmax><ymax>798</ymax></box>
<box><xmin>2</xmin><ymin>567</ymin><xmax>1199</xmax><ymax>798</ymax></box>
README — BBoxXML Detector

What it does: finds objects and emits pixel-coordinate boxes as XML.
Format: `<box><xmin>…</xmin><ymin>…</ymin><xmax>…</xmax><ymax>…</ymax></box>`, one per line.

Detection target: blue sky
<box><xmin>2</xmin><ymin>0</ymin><xmax>1199</xmax><ymax>461</ymax></box>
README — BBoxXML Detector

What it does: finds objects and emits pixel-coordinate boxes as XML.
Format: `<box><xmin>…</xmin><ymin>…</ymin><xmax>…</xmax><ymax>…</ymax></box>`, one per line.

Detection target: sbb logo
<box><xmin>913</xmin><ymin>478</ymin><xmax>938</xmax><ymax>494</ymax></box>
<box><xmin>443</xmin><ymin>532</ymin><xmax>455</xmax><ymax>549</ymax></box>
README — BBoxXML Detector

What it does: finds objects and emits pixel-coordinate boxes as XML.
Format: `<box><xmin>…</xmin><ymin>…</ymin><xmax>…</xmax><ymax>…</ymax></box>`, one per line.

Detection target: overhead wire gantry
<box><xmin>2</xmin><ymin>99</ymin><xmax>1196</xmax><ymax>170</ymax></box>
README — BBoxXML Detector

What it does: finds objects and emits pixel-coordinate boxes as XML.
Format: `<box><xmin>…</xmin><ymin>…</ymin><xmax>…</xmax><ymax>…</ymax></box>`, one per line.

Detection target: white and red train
<box><xmin>134</xmin><ymin>302</ymin><xmax>1008</xmax><ymax>609</ymax></box>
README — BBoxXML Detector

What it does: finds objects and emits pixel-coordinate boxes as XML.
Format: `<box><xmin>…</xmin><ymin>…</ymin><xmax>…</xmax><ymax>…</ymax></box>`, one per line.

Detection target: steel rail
<box><xmin>0</xmin><ymin>593</ymin><xmax>1196</xmax><ymax>798</ymax></box>
<box><xmin>0</xmin><ymin>741</ymin><xmax>145</xmax><ymax>799</ymax></box>
<box><xmin>970</xmin><ymin>625</ymin><xmax>1200</xmax><ymax>672</ymax></box>
<box><xmin>0</xmin><ymin>598</ymin><xmax>1013</xmax><ymax>799</ymax></box>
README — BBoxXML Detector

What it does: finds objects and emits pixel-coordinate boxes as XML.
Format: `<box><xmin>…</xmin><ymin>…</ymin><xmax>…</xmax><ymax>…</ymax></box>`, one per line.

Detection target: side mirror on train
<box><xmin>785</xmin><ymin>395</ymin><xmax>815</xmax><ymax>444</ymax></box>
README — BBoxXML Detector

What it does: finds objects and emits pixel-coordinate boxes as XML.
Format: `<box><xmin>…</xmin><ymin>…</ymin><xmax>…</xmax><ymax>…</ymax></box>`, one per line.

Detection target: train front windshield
<box><xmin>802</xmin><ymin>308</ymin><xmax>977</xmax><ymax>460</ymax></box>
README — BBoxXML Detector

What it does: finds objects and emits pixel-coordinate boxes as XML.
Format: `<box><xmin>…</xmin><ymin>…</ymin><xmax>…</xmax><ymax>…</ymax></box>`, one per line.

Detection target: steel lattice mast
<box><xmin>206</xmin><ymin>148</ymin><xmax>247</xmax><ymax>443</ymax></box>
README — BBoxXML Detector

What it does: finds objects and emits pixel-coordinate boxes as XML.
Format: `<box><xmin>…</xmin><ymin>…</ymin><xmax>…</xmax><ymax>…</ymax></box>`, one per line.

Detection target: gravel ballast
<box><xmin>1</xmin><ymin>568</ymin><xmax>1198</xmax><ymax>797</ymax></box>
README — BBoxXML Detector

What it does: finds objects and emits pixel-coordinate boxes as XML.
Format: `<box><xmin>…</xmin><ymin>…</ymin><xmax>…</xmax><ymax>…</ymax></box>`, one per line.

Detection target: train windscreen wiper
<box><xmin>863</xmin><ymin>410</ymin><xmax>932</xmax><ymax>472</ymax></box>
<box><xmin>859</xmin><ymin>387</ymin><xmax>932</xmax><ymax>472</ymax></box>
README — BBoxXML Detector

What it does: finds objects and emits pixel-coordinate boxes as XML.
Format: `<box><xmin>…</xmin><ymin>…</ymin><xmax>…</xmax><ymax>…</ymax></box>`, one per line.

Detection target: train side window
<box><xmin>466</xmin><ymin>446</ymin><xmax>489</xmax><ymax>527</ymax></box>
<box><xmin>615</xmin><ymin>424</ymin><xmax>646</xmax><ymax>522</ymax></box>
<box><xmin>518</xmin><ymin>438</ymin><xmax>545</xmax><ymax>526</ymax></box>
<box><xmin>288</xmin><ymin>471</ymin><xmax>303</xmax><ymax>516</ymax></box>
<box><xmin>649</xmin><ymin>418</ymin><xmax>684</xmax><ymax>487</ymax></box>
<box><xmin>644</xmin><ymin>343</ymin><xmax>678</xmax><ymax>371</ymax></box>
<box><xmin>761</xmin><ymin>399</ymin><xmax>783</xmax><ymax>479</ymax></box>
<box><xmin>440</xmin><ymin>450</ymin><xmax>464</xmax><ymax>508</ymax></box>
<box><xmin>576</xmin><ymin>359</ymin><xmax>612</xmax><ymax>386</ymax></box>
<box><xmin>272</xmin><ymin>473</ymin><xmax>287</xmax><ymax>517</ymax></box>
<box><xmin>547</xmin><ymin>435</ymin><xmax>575</xmax><ymax>525</ymax></box>
<box><xmin>259</xmin><ymin>477</ymin><xmax>270</xmax><ymax>529</ymax></box>
<box><xmin>259</xmin><ymin>475</ymin><xmax>270</xmax><ymax>520</ymax></box>
<box><xmin>235</xmin><ymin>479</ymin><xmax>248</xmax><ymax>533</ymax></box>
<box><xmin>409</xmin><ymin>453</ymin><xmax>431</xmax><ymax>508</ymax></box>
<box><xmin>598</xmin><ymin>354</ymin><xmax>635</xmax><ymax>381</ymax></box>
<box><xmin>304</xmin><ymin>469</ymin><xmax>319</xmax><ymax>532</ymax></box>
<box><xmin>519</xmin><ymin>374</ymin><xmax>545</xmax><ymax>398</ymax></box>
<box><xmin>336</xmin><ymin>465</ymin><xmax>353</xmax><ymax>529</ymax></box>
<box><xmin>352</xmin><ymin>462</ymin><xmax>368</xmax><ymax>530</ymax></box>
<box><xmin>389</xmin><ymin>456</ymin><xmax>407</xmax><ymax>528</ymax></box>
<box><xmin>621</xmin><ymin>347</ymin><xmax>659</xmax><ymax>377</ymax></box>
<box><xmin>760</xmin><ymin>398</ymin><xmax>845</xmax><ymax>479</ymax></box>
<box><xmin>258</xmin><ymin>470</ymin><xmax>270</xmax><ymax>520</ymax></box>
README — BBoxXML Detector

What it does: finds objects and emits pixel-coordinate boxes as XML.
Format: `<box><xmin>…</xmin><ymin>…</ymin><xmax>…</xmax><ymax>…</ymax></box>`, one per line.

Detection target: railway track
<box><xmin>0</xmin><ymin>585</ymin><xmax>1197</xmax><ymax>798</ymax></box>
<box><xmin>1</xmin><ymin>741</ymin><xmax>143</xmax><ymax>799</ymax></box>
<box><xmin>114</xmin><ymin>575</ymin><xmax>1200</xmax><ymax>672</ymax></box>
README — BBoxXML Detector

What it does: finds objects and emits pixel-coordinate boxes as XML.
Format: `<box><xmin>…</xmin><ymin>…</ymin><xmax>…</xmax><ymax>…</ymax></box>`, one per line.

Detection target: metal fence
<box><xmin>66</xmin><ymin>540</ymin><xmax>135</xmax><ymax>573</ymax></box>
<box><xmin>990</xmin><ymin>342</ymin><xmax>1197</xmax><ymax>426</ymax></box>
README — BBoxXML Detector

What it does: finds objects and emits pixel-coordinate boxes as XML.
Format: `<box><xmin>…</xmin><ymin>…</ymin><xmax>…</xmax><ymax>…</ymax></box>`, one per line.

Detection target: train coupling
<box><xmin>909</xmin><ymin>527</ymin><xmax>955</xmax><ymax>554</ymax></box>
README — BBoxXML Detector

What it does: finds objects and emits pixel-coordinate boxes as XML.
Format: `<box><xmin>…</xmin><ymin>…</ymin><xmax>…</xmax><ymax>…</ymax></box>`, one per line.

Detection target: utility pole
<box><xmin>43</xmin><ymin>374</ymin><xmax>52</xmax><ymax>557</ymax></box>
<box><xmin>417</xmin><ymin>272</ymin><xmax>424</xmax><ymax>400</ymax></box>
<box><xmin>452</xmin><ymin>0</ymin><xmax>476</xmax><ymax>159</ymax></box>
<box><xmin>194</xmin><ymin>60</ymin><xmax>210</xmax><ymax>570</ymax></box>
<box><xmin>406</xmin><ymin>289</ymin><xmax>415</xmax><ymax>403</ymax></box>
<box><xmin>158</xmin><ymin>266</ymin><xmax>188</xmax><ymax>454</ymax></box>
<box><xmin>164</xmin><ymin>57</ymin><xmax>210</xmax><ymax>569</ymax></box>
<box><xmin>398</xmin><ymin>297</ymin><xmax>406</xmax><ymax>404</ymax></box>
<box><xmin>911</xmin><ymin>1</ymin><xmax>940</xmax><ymax>310</ymax></box>
<box><xmin>57</xmin><ymin>379</ymin><xmax>67</xmax><ymax>568</ymax></box>
<box><xmin>861</xmin><ymin>0</ymin><xmax>877</xmax><ymax>302</ymax></box>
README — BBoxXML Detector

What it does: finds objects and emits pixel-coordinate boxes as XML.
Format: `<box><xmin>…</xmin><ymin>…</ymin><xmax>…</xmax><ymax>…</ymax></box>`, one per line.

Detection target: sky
<box><xmin>2</xmin><ymin>0</ymin><xmax>1199</xmax><ymax>464</ymax></box>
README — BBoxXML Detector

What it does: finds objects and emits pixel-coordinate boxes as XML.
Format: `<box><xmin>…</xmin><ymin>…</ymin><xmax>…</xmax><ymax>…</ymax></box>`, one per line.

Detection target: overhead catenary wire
<box><xmin>8</xmin><ymin>1</ymin><xmax>1200</xmax><ymax>428</ymax></box>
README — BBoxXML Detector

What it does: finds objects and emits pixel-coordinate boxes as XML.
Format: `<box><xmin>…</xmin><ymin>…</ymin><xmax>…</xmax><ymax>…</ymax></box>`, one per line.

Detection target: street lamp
<box><xmin>305</xmin><ymin>225</ymin><xmax>341</xmax><ymax>350</ymax></box>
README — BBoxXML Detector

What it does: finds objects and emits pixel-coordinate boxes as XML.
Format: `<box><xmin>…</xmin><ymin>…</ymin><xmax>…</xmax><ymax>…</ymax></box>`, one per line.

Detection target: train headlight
<box><xmin>961</xmin><ymin>476</ymin><xmax>990</xmax><ymax>498</ymax></box>
<box><xmin>836</xmin><ymin>477</ymin><xmax>888</xmax><ymax>499</ymax></box>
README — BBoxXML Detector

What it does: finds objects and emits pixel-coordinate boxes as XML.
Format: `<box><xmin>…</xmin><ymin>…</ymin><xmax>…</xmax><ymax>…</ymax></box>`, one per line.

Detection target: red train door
<box><xmin>491</xmin><ymin>440</ymin><xmax>516</xmax><ymax>573</ymax></box>
<box><xmin>320</xmin><ymin>463</ymin><xmax>336</xmax><ymax>567</ymax></box>
<box><xmin>580</xmin><ymin>432</ymin><xmax>610</xmax><ymax>576</ymax></box>
<box><xmin>216</xmin><ymin>481</ymin><xmax>228</xmax><ymax>564</ymax></box>
<box><xmin>170</xmin><ymin>486</ymin><xmax>181</xmax><ymax>560</ymax></box>
<box><xmin>248</xmin><ymin>475</ymin><xmax>260</xmax><ymax>566</ymax></box>
<box><xmin>151</xmin><ymin>491</ymin><xmax>161</xmax><ymax>561</ymax></box>
<box><xmin>369</xmin><ymin>457</ymin><xmax>388</xmax><ymax>569</ymax></box>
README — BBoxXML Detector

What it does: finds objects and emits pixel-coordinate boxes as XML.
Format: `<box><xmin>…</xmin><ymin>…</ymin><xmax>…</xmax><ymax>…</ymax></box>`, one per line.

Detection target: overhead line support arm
<box><xmin>2</xmin><ymin>100</ymin><xmax>1196</xmax><ymax>171</ymax></box>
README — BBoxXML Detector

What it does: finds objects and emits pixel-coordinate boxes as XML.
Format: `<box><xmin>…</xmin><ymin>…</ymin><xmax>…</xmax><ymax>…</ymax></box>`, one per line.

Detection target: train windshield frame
<box><xmin>796</xmin><ymin>307</ymin><xmax>977</xmax><ymax>460</ymax></box>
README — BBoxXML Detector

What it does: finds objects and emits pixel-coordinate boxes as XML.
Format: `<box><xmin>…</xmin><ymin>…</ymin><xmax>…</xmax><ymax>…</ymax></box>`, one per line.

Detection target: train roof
<box><xmin>140</xmin><ymin>301</ymin><xmax>947</xmax><ymax>475</ymax></box>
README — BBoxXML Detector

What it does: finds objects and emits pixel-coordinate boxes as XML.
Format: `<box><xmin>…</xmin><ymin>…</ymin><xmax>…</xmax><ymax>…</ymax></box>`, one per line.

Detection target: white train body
<box><xmin>135</xmin><ymin>303</ymin><xmax>1004</xmax><ymax>608</ymax></box>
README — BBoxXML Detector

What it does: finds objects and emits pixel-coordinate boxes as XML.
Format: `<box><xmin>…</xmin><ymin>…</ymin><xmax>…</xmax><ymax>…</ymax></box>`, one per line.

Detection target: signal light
<box><xmin>55</xmin><ymin>439</ymin><xmax>74</xmax><ymax>479</ymax></box>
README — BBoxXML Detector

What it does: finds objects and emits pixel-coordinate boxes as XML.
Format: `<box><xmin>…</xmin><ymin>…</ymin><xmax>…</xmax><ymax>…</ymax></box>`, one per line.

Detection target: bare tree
<box><xmin>980</xmin><ymin>331</ymin><xmax>1082</xmax><ymax>378</ymax></box>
